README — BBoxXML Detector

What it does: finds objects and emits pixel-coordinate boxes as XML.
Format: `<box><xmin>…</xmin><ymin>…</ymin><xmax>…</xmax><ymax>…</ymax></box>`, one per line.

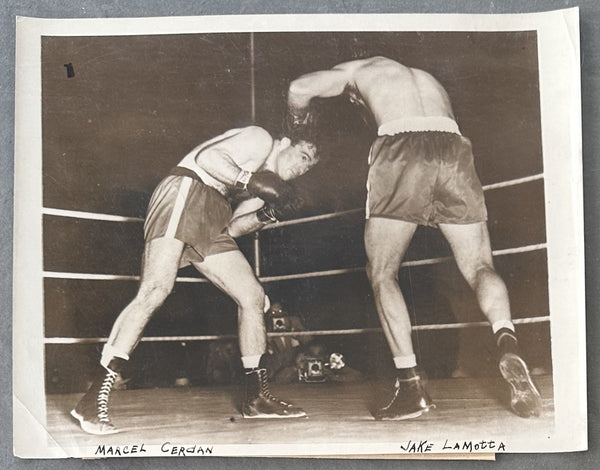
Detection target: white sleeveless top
<box><xmin>177</xmin><ymin>128</ymin><xmax>252</xmax><ymax>196</ymax></box>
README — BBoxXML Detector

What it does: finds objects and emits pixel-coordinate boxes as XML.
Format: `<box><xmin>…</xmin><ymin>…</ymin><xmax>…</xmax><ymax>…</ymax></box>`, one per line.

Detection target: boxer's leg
<box><xmin>365</xmin><ymin>217</ymin><xmax>434</xmax><ymax>420</ymax></box>
<box><xmin>439</xmin><ymin>222</ymin><xmax>542</xmax><ymax>417</ymax></box>
<box><xmin>71</xmin><ymin>237</ymin><xmax>184</xmax><ymax>435</ymax></box>
<box><xmin>192</xmin><ymin>250</ymin><xmax>306</xmax><ymax>418</ymax></box>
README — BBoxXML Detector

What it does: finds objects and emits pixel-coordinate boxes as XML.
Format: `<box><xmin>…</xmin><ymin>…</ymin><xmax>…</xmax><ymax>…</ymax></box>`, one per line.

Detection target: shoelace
<box><xmin>257</xmin><ymin>370</ymin><xmax>285</xmax><ymax>403</ymax></box>
<box><xmin>97</xmin><ymin>370</ymin><xmax>118</xmax><ymax>423</ymax></box>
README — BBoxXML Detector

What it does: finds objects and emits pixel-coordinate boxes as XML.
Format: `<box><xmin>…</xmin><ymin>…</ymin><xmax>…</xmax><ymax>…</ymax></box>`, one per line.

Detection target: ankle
<box><xmin>495</xmin><ymin>328</ymin><xmax>520</xmax><ymax>356</ymax></box>
<box><xmin>396</xmin><ymin>366</ymin><xmax>419</xmax><ymax>381</ymax></box>
<box><xmin>105</xmin><ymin>357</ymin><xmax>127</xmax><ymax>374</ymax></box>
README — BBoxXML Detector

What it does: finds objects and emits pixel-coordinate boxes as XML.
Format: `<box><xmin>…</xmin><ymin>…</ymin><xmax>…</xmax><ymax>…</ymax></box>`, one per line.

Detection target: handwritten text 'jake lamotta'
<box><xmin>94</xmin><ymin>440</ymin><xmax>506</xmax><ymax>456</ymax></box>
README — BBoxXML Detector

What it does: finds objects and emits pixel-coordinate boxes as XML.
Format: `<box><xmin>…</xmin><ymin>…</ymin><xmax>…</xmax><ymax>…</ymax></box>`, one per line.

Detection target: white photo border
<box><xmin>13</xmin><ymin>8</ymin><xmax>585</xmax><ymax>457</ymax></box>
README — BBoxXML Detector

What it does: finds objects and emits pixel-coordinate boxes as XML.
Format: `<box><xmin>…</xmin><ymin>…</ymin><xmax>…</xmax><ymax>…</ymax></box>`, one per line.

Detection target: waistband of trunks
<box><xmin>169</xmin><ymin>166</ymin><xmax>205</xmax><ymax>183</ymax></box>
<box><xmin>377</xmin><ymin>116</ymin><xmax>461</xmax><ymax>136</ymax></box>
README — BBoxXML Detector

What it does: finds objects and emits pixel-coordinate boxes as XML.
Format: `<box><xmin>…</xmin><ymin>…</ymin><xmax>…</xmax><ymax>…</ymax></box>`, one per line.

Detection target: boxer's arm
<box><xmin>226</xmin><ymin>211</ymin><xmax>266</xmax><ymax>238</ymax></box>
<box><xmin>232</xmin><ymin>197</ymin><xmax>265</xmax><ymax>219</ymax></box>
<box><xmin>227</xmin><ymin>198</ymin><xmax>271</xmax><ymax>238</ymax></box>
<box><xmin>195</xmin><ymin>147</ymin><xmax>242</xmax><ymax>185</ymax></box>
<box><xmin>228</xmin><ymin>192</ymin><xmax>305</xmax><ymax>236</ymax></box>
<box><xmin>195</xmin><ymin>126</ymin><xmax>273</xmax><ymax>186</ymax></box>
<box><xmin>196</xmin><ymin>127</ymin><xmax>291</xmax><ymax>203</ymax></box>
<box><xmin>287</xmin><ymin>67</ymin><xmax>354</xmax><ymax>118</ymax></box>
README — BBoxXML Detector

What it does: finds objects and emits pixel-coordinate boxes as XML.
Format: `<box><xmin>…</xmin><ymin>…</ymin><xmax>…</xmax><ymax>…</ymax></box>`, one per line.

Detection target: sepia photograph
<box><xmin>13</xmin><ymin>9</ymin><xmax>585</xmax><ymax>458</ymax></box>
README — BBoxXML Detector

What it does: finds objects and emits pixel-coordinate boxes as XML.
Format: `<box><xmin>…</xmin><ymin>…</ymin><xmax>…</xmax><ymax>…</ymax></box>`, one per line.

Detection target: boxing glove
<box><xmin>243</xmin><ymin>171</ymin><xmax>291</xmax><ymax>205</ymax></box>
<box><xmin>257</xmin><ymin>196</ymin><xmax>304</xmax><ymax>223</ymax></box>
<box><xmin>284</xmin><ymin>109</ymin><xmax>317</xmax><ymax>139</ymax></box>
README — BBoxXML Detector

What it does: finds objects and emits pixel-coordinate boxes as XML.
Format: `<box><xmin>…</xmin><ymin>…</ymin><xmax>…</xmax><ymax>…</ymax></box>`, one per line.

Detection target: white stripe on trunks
<box><xmin>365</xmin><ymin>146</ymin><xmax>373</xmax><ymax>219</ymax></box>
<box><xmin>165</xmin><ymin>177</ymin><xmax>192</xmax><ymax>238</ymax></box>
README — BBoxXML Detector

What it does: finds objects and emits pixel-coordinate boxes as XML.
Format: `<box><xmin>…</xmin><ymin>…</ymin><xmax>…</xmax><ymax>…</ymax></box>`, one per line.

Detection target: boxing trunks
<box><xmin>144</xmin><ymin>167</ymin><xmax>238</xmax><ymax>266</ymax></box>
<box><xmin>366</xmin><ymin>116</ymin><xmax>487</xmax><ymax>227</ymax></box>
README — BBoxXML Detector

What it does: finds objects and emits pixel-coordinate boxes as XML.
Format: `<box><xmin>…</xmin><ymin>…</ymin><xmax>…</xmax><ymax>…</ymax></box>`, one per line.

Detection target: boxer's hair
<box><xmin>281</xmin><ymin>107</ymin><xmax>325</xmax><ymax>163</ymax></box>
<box><xmin>288</xmin><ymin>134</ymin><xmax>324</xmax><ymax>165</ymax></box>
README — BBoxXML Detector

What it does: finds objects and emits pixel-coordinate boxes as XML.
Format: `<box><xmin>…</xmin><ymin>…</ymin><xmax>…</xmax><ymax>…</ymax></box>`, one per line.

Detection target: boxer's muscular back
<box><xmin>352</xmin><ymin>57</ymin><xmax>455</xmax><ymax>126</ymax></box>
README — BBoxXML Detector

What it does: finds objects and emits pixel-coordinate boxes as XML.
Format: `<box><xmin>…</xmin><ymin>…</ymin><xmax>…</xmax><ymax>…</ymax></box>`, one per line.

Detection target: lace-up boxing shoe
<box><xmin>499</xmin><ymin>353</ymin><xmax>543</xmax><ymax>418</ymax></box>
<box><xmin>242</xmin><ymin>368</ymin><xmax>306</xmax><ymax>418</ymax></box>
<box><xmin>374</xmin><ymin>375</ymin><xmax>435</xmax><ymax>420</ymax></box>
<box><xmin>496</xmin><ymin>329</ymin><xmax>542</xmax><ymax>418</ymax></box>
<box><xmin>70</xmin><ymin>358</ymin><xmax>126</xmax><ymax>435</ymax></box>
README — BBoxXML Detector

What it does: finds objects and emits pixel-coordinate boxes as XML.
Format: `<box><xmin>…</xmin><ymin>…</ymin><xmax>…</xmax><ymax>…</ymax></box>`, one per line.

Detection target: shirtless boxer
<box><xmin>287</xmin><ymin>56</ymin><xmax>542</xmax><ymax>419</ymax></box>
<box><xmin>71</xmin><ymin>126</ymin><xmax>319</xmax><ymax>434</ymax></box>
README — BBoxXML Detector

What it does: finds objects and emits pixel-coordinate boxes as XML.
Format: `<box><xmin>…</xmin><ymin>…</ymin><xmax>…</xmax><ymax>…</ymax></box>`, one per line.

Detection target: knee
<box><xmin>366</xmin><ymin>262</ymin><xmax>398</xmax><ymax>290</ymax></box>
<box><xmin>235</xmin><ymin>285</ymin><xmax>265</xmax><ymax>313</ymax></box>
<box><xmin>463</xmin><ymin>263</ymin><xmax>497</xmax><ymax>289</ymax></box>
<box><xmin>135</xmin><ymin>283</ymin><xmax>172</xmax><ymax>312</ymax></box>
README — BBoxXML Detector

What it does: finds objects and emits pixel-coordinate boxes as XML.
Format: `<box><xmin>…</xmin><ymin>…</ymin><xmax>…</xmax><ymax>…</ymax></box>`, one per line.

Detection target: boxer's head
<box><xmin>272</xmin><ymin>137</ymin><xmax>319</xmax><ymax>181</ymax></box>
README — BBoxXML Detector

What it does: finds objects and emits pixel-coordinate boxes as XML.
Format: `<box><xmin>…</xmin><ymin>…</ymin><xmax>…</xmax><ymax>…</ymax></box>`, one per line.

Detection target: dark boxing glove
<box><xmin>241</xmin><ymin>171</ymin><xmax>291</xmax><ymax>205</ymax></box>
<box><xmin>286</xmin><ymin>108</ymin><xmax>313</xmax><ymax>128</ymax></box>
<box><xmin>284</xmin><ymin>108</ymin><xmax>317</xmax><ymax>140</ymax></box>
<box><xmin>257</xmin><ymin>196</ymin><xmax>304</xmax><ymax>224</ymax></box>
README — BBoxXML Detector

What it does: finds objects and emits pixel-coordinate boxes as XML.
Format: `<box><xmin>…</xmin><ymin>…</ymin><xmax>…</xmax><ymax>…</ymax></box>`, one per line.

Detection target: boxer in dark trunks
<box><xmin>71</xmin><ymin>126</ymin><xmax>319</xmax><ymax>434</ymax></box>
<box><xmin>287</xmin><ymin>56</ymin><xmax>542</xmax><ymax>420</ymax></box>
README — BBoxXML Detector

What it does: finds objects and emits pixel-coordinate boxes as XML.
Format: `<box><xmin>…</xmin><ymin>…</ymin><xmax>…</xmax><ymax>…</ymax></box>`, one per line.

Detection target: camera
<box><xmin>297</xmin><ymin>352</ymin><xmax>346</xmax><ymax>383</ymax></box>
<box><xmin>298</xmin><ymin>355</ymin><xmax>326</xmax><ymax>383</ymax></box>
<box><xmin>271</xmin><ymin>316</ymin><xmax>290</xmax><ymax>332</ymax></box>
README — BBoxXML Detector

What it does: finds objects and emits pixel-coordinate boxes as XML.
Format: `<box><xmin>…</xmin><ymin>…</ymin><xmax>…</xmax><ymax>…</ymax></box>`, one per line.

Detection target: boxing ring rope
<box><xmin>40</xmin><ymin>173</ymin><xmax>544</xmax><ymax>226</ymax></box>
<box><xmin>43</xmin><ymin>172</ymin><xmax>548</xmax><ymax>345</ymax></box>
<box><xmin>43</xmin><ymin>207</ymin><xmax>144</xmax><ymax>223</ymax></box>
<box><xmin>45</xmin><ymin>316</ymin><xmax>551</xmax><ymax>345</ymax></box>
<box><xmin>42</xmin><ymin>242</ymin><xmax>547</xmax><ymax>283</ymax></box>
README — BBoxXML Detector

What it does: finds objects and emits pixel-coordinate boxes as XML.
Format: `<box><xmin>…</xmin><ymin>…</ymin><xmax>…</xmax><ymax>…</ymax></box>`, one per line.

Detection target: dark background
<box><xmin>41</xmin><ymin>30</ymin><xmax>550</xmax><ymax>392</ymax></box>
<box><xmin>3</xmin><ymin>1</ymin><xmax>598</xmax><ymax>469</ymax></box>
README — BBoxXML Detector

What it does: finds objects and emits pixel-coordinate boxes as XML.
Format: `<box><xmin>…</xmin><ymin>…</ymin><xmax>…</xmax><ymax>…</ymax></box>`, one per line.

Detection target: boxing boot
<box><xmin>496</xmin><ymin>328</ymin><xmax>542</xmax><ymax>418</ymax></box>
<box><xmin>374</xmin><ymin>371</ymin><xmax>434</xmax><ymax>420</ymax></box>
<box><xmin>70</xmin><ymin>357</ymin><xmax>126</xmax><ymax>435</ymax></box>
<box><xmin>241</xmin><ymin>368</ymin><xmax>306</xmax><ymax>418</ymax></box>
